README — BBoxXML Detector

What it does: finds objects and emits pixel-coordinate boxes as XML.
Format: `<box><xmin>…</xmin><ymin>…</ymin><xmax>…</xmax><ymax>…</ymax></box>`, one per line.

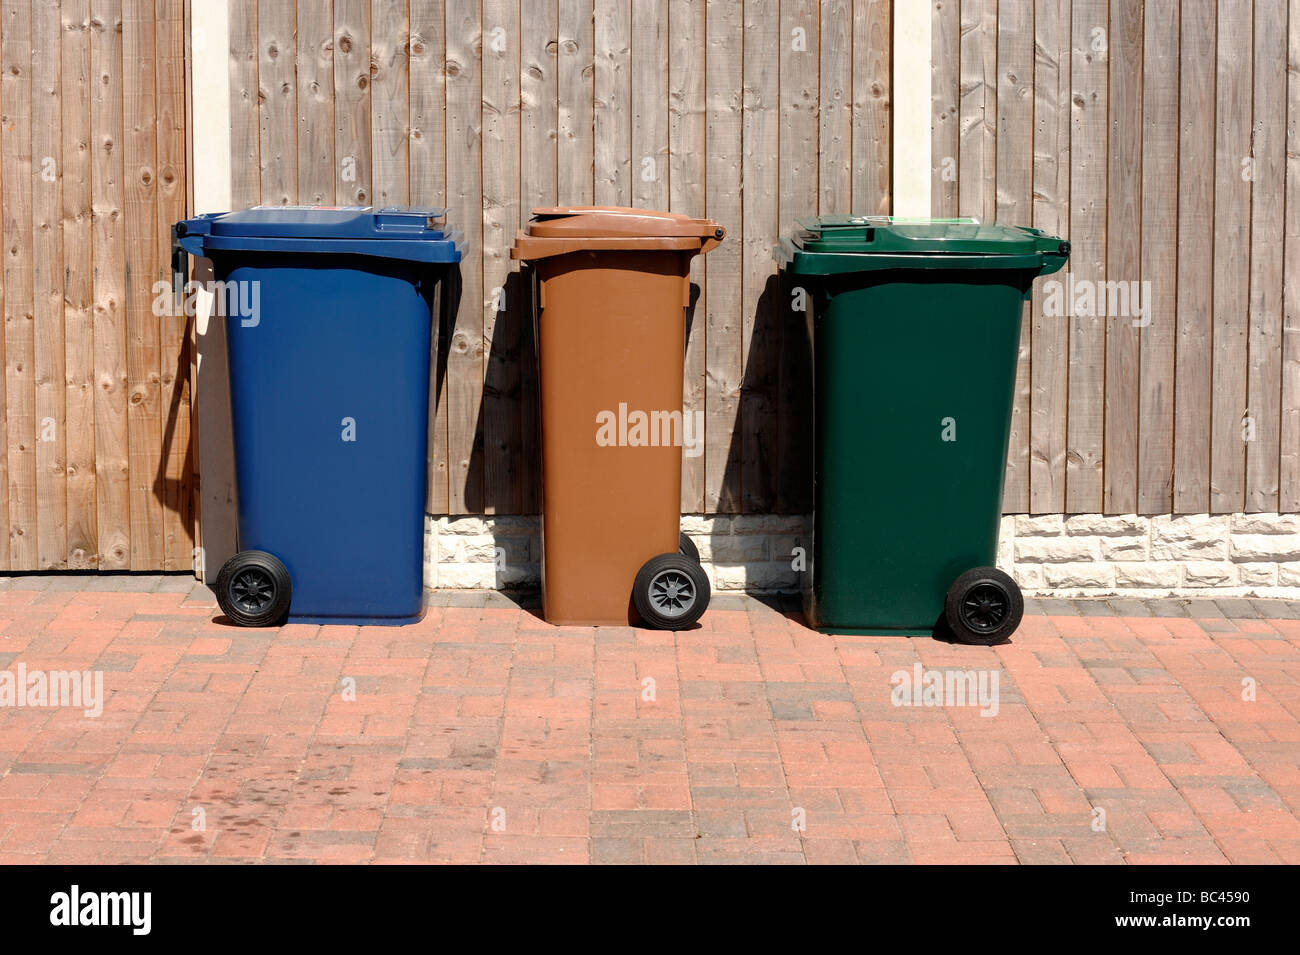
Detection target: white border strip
<box><xmin>891</xmin><ymin>1</ymin><xmax>931</xmax><ymax>217</ymax></box>
<box><xmin>189</xmin><ymin>0</ymin><xmax>236</xmax><ymax>580</ymax></box>
<box><xmin>190</xmin><ymin>0</ymin><xmax>232</xmax><ymax>216</ymax></box>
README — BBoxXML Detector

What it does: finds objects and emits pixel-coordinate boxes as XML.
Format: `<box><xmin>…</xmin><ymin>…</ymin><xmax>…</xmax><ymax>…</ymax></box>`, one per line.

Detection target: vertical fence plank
<box><xmin>123</xmin><ymin>0</ymin><xmax>162</xmax><ymax>569</ymax></box>
<box><xmin>1136</xmin><ymin>0</ymin><xmax>1177</xmax><ymax>515</ymax></box>
<box><xmin>1065</xmin><ymin>0</ymin><xmax>1107</xmax><ymax>512</ymax></box>
<box><xmin>557</xmin><ymin>0</ymin><xmax>594</xmax><ymax>206</ymax></box>
<box><xmin>594</xmin><ymin>0</ymin><xmax>629</xmax><ymax>206</ymax></box>
<box><xmin>0</xmin><ymin>9</ymin><xmax>10</xmax><ymax>569</ymax></box>
<box><xmin>819</xmin><ymin>0</ymin><xmax>851</xmax><ymax>214</ymax></box>
<box><xmin>228</xmin><ymin>0</ymin><xmax>259</xmax><ymax>207</ymax></box>
<box><xmin>1211</xmin><ymin>0</ymin><xmax>1253</xmax><ymax>513</ymax></box>
<box><xmin>1284</xmin><ymin>0</ymin><xmax>1300</xmax><ymax>513</ymax></box>
<box><xmin>959</xmin><ymin>0</ymin><xmax>997</xmax><ymax>222</ymax></box>
<box><xmin>183</xmin><ymin>0</ymin><xmax>197</xmax><ymax>572</ymax></box>
<box><xmin>297</xmin><ymin>0</ymin><xmax>335</xmax><ymax>204</ymax></box>
<box><xmin>1102</xmin><ymin>0</ymin><xmax>1142</xmax><ymax>514</ymax></box>
<box><xmin>519</xmin><ymin>0</ymin><xmax>554</xmax><ymax>515</ymax></box>
<box><xmin>521</xmin><ymin>0</ymin><xmax>557</xmax><ymax>215</ymax></box>
<box><xmin>997</xmin><ymin>0</ymin><xmax>1033</xmax><ymax>513</ymax></box>
<box><xmin>410</xmin><ymin>3</ymin><xmax>446</xmax><ymax>206</ymax></box>
<box><xmin>446</xmin><ymin>0</ymin><xmax>484</xmax><ymax>512</ymax></box>
<box><xmin>778</xmin><ymin>0</ymin><xmax>818</xmax><ymax>513</ymax></box>
<box><xmin>1</xmin><ymin>0</ymin><xmax>34</xmax><ymax>568</ymax></box>
<box><xmin>631</xmin><ymin>0</ymin><xmax>668</xmax><ymax>210</ymax></box>
<box><xmin>257</xmin><ymin>0</ymin><xmax>295</xmax><ymax>204</ymax></box>
<box><xmin>157</xmin><ymin>0</ymin><xmax>190</xmax><ymax>569</ymax></box>
<box><xmin>334</xmin><ymin>0</ymin><xmax>371</xmax><ymax>205</ymax></box>
<box><xmin>482</xmin><ymin>0</ymin><xmax>520</xmax><ymax>512</ymax></box>
<box><xmin>63</xmin><ymin>0</ymin><xmax>97</xmax><ymax>565</ymax></box>
<box><xmin>33</xmin><ymin>1</ymin><xmax>67</xmax><ymax>568</ymax></box>
<box><xmin>740</xmin><ymin>0</ymin><xmax>779</xmax><ymax>513</ymax></box>
<box><xmin>1030</xmin><ymin>0</ymin><xmax>1070</xmax><ymax>513</ymax></box>
<box><xmin>931</xmin><ymin>0</ymin><xmax>959</xmax><ymax>217</ymax></box>
<box><xmin>704</xmin><ymin>0</ymin><xmax>741</xmax><ymax>512</ymax></box>
<box><xmin>371</xmin><ymin>0</ymin><xmax>409</xmax><ymax>207</ymax></box>
<box><xmin>851</xmin><ymin>0</ymin><xmax>890</xmax><ymax>215</ymax></box>
<box><xmin>410</xmin><ymin>0</ymin><xmax>449</xmax><ymax>513</ymax></box>
<box><xmin>1246</xmin><ymin>0</ymin><xmax>1288</xmax><ymax>513</ymax></box>
<box><xmin>1172</xmin><ymin>0</ymin><xmax>1214</xmax><ymax>513</ymax></box>
<box><xmin>595</xmin><ymin>0</ymin><xmax>629</xmax><ymax>207</ymax></box>
<box><xmin>669</xmin><ymin>0</ymin><xmax>706</xmax><ymax>512</ymax></box>
<box><xmin>414</xmin><ymin>61</ymin><xmax>451</xmax><ymax>523</ymax></box>
<box><xmin>90</xmin><ymin>0</ymin><xmax>129</xmax><ymax>568</ymax></box>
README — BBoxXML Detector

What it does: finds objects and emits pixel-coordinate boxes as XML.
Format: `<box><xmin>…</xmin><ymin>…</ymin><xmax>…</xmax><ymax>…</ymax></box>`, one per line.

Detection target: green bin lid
<box><xmin>780</xmin><ymin>216</ymin><xmax>1070</xmax><ymax>275</ymax></box>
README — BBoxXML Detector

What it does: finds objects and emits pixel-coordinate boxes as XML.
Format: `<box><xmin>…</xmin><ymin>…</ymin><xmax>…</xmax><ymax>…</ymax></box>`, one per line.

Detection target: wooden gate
<box><xmin>0</xmin><ymin>0</ymin><xmax>194</xmax><ymax>571</ymax></box>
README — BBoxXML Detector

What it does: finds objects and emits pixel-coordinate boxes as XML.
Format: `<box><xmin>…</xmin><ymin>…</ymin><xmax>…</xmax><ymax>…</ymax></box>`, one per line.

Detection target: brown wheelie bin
<box><xmin>511</xmin><ymin>207</ymin><xmax>725</xmax><ymax>628</ymax></box>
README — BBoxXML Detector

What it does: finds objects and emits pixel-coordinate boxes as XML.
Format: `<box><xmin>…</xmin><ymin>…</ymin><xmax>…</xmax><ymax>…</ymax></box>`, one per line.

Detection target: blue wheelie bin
<box><xmin>174</xmin><ymin>206</ymin><xmax>463</xmax><ymax>626</ymax></box>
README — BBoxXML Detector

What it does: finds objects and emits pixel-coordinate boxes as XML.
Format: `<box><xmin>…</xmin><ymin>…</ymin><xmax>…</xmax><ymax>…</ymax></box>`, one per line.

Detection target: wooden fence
<box><xmin>225</xmin><ymin>0</ymin><xmax>894</xmax><ymax>516</ymax></box>
<box><xmin>935</xmin><ymin>0</ymin><xmax>1300</xmax><ymax>515</ymax></box>
<box><xmin>2</xmin><ymin>1</ymin><xmax>1297</xmax><ymax>579</ymax></box>
<box><xmin>0</xmin><ymin>0</ymin><xmax>193</xmax><ymax>572</ymax></box>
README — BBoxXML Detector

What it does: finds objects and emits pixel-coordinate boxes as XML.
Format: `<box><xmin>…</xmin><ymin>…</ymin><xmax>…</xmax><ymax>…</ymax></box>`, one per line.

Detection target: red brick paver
<box><xmin>1</xmin><ymin>583</ymin><xmax>1298</xmax><ymax>864</ymax></box>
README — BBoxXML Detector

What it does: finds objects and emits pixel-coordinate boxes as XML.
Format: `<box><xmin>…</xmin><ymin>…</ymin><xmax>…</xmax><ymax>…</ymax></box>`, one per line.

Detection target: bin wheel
<box><xmin>215</xmin><ymin>550</ymin><xmax>292</xmax><ymax>628</ymax></box>
<box><xmin>678</xmin><ymin>531</ymin><xmax>700</xmax><ymax>563</ymax></box>
<box><xmin>944</xmin><ymin>567</ymin><xmax>1023</xmax><ymax>645</ymax></box>
<box><xmin>633</xmin><ymin>553</ymin><xmax>710</xmax><ymax>631</ymax></box>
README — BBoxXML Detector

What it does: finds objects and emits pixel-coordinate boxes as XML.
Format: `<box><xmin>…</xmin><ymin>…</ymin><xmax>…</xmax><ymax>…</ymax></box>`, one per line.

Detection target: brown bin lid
<box><xmin>512</xmin><ymin>206</ymin><xmax>725</xmax><ymax>260</ymax></box>
<box><xmin>526</xmin><ymin>206</ymin><xmax>723</xmax><ymax>240</ymax></box>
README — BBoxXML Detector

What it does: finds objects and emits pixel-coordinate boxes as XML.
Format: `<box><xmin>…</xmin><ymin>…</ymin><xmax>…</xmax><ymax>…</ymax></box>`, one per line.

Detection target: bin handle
<box><xmin>772</xmin><ymin>237</ymin><xmax>798</xmax><ymax>266</ymax></box>
<box><xmin>698</xmin><ymin>224</ymin><xmax>726</xmax><ymax>255</ymax></box>
<box><xmin>1037</xmin><ymin>235</ymin><xmax>1071</xmax><ymax>276</ymax></box>
<box><xmin>171</xmin><ymin>222</ymin><xmax>188</xmax><ymax>314</ymax></box>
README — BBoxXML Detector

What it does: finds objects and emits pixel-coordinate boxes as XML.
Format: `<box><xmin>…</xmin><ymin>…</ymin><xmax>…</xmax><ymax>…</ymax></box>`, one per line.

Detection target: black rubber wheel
<box><xmin>215</xmin><ymin>550</ymin><xmax>292</xmax><ymax>627</ymax></box>
<box><xmin>944</xmin><ymin>566</ymin><xmax>1023</xmax><ymax>645</ymax></box>
<box><xmin>633</xmin><ymin>553</ymin><xmax>710</xmax><ymax>630</ymax></box>
<box><xmin>678</xmin><ymin>531</ymin><xmax>700</xmax><ymax>563</ymax></box>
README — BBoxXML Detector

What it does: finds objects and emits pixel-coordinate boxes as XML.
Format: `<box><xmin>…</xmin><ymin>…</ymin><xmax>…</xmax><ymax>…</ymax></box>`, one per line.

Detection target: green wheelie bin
<box><xmin>778</xmin><ymin>217</ymin><xmax>1070</xmax><ymax>645</ymax></box>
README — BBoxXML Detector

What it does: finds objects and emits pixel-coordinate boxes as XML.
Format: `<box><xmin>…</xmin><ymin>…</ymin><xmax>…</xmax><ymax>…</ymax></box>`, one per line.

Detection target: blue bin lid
<box><xmin>175</xmin><ymin>206</ymin><xmax>464</xmax><ymax>263</ymax></box>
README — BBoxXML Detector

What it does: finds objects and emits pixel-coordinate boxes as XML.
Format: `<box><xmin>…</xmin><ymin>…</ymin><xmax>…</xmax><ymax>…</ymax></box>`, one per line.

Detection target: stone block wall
<box><xmin>425</xmin><ymin>513</ymin><xmax>1300</xmax><ymax>597</ymax></box>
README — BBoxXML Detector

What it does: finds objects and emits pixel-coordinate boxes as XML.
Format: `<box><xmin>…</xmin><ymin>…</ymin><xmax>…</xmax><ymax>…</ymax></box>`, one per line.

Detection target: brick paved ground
<box><xmin>0</xmin><ymin>576</ymin><xmax>1298</xmax><ymax>864</ymax></box>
